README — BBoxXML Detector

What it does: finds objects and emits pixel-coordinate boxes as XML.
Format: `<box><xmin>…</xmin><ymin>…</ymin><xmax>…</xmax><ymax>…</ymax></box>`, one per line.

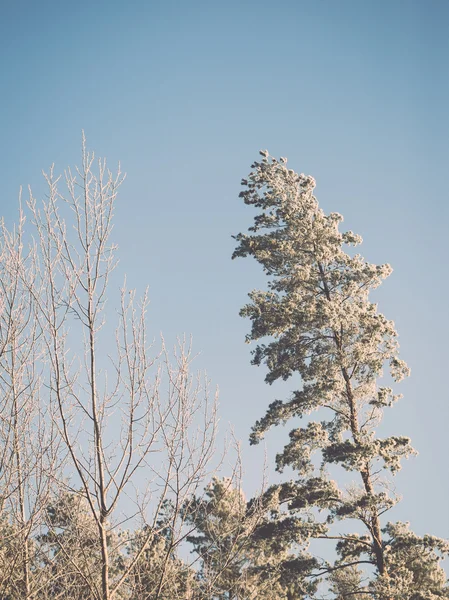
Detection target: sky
<box><xmin>1</xmin><ymin>0</ymin><xmax>448</xmax><ymax>543</ymax></box>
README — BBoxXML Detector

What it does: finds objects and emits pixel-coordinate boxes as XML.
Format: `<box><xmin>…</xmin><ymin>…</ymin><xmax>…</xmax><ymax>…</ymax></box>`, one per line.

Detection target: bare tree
<box><xmin>21</xmin><ymin>137</ymin><xmax>223</xmax><ymax>600</ymax></box>
<box><xmin>0</xmin><ymin>207</ymin><xmax>60</xmax><ymax>599</ymax></box>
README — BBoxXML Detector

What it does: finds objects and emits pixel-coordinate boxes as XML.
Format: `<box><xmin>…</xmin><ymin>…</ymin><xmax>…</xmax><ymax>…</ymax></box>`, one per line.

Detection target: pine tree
<box><xmin>186</xmin><ymin>477</ymin><xmax>316</xmax><ymax>599</ymax></box>
<box><xmin>233</xmin><ymin>151</ymin><xmax>449</xmax><ymax>598</ymax></box>
<box><xmin>37</xmin><ymin>491</ymin><xmax>123</xmax><ymax>599</ymax></box>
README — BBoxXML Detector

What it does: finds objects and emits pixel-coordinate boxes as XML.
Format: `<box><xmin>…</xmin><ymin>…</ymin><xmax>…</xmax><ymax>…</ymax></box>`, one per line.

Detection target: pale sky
<box><xmin>1</xmin><ymin>0</ymin><xmax>448</xmax><ymax>541</ymax></box>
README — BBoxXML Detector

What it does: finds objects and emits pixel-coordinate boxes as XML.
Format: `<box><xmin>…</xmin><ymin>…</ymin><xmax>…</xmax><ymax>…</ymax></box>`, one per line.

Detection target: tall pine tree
<box><xmin>233</xmin><ymin>151</ymin><xmax>449</xmax><ymax>599</ymax></box>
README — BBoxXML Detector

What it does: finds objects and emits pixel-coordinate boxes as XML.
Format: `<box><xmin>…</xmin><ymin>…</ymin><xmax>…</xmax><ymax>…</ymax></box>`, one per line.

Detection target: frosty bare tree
<box><xmin>233</xmin><ymin>151</ymin><xmax>449</xmax><ymax>599</ymax></box>
<box><xmin>0</xmin><ymin>210</ymin><xmax>59</xmax><ymax>598</ymax></box>
<box><xmin>0</xmin><ymin>138</ymin><xmax>222</xmax><ymax>600</ymax></box>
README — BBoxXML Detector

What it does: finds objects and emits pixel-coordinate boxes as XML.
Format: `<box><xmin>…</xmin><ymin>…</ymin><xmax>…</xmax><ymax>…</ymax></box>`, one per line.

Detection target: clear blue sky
<box><xmin>1</xmin><ymin>0</ymin><xmax>448</xmax><ymax>540</ymax></box>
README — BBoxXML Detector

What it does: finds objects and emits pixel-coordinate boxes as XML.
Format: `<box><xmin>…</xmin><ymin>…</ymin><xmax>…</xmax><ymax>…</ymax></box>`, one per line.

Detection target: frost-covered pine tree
<box><xmin>233</xmin><ymin>151</ymin><xmax>449</xmax><ymax>599</ymax></box>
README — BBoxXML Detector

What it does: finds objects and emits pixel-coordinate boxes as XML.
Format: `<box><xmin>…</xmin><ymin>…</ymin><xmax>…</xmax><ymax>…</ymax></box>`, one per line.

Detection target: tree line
<box><xmin>0</xmin><ymin>142</ymin><xmax>447</xmax><ymax>599</ymax></box>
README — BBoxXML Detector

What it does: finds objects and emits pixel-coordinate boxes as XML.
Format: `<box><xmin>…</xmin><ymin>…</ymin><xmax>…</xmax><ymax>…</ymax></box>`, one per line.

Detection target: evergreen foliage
<box><xmin>232</xmin><ymin>150</ymin><xmax>449</xmax><ymax>598</ymax></box>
